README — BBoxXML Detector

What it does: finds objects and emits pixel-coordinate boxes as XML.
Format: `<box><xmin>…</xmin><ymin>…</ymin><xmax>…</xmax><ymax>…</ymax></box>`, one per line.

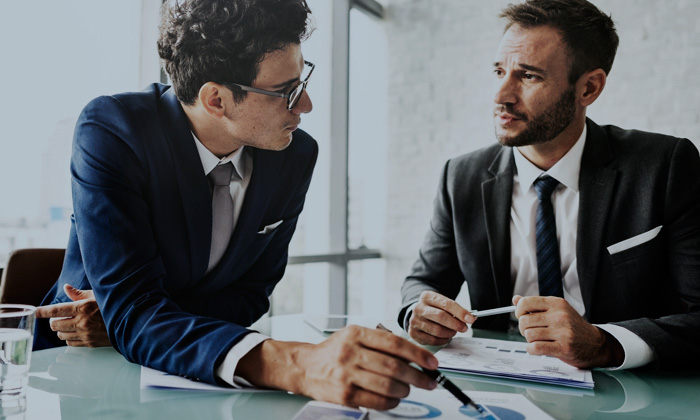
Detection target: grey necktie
<box><xmin>207</xmin><ymin>162</ymin><xmax>234</xmax><ymax>272</ymax></box>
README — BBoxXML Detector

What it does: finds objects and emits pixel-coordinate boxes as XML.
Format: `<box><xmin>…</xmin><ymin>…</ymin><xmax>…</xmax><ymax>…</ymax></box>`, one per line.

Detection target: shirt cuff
<box><xmin>215</xmin><ymin>332</ymin><xmax>270</xmax><ymax>387</ymax></box>
<box><xmin>402</xmin><ymin>302</ymin><xmax>419</xmax><ymax>331</ymax></box>
<box><xmin>596</xmin><ymin>324</ymin><xmax>655</xmax><ymax>370</ymax></box>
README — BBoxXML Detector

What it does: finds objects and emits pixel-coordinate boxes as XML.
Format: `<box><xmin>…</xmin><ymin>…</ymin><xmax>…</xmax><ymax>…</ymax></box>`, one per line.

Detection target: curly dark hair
<box><xmin>158</xmin><ymin>0</ymin><xmax>313</xmax><ymax>105</ymax></box>
<box><xmin>500</xmin><ymin>0</ymin><xmax>619</xmax><ymax>84</ymax></box>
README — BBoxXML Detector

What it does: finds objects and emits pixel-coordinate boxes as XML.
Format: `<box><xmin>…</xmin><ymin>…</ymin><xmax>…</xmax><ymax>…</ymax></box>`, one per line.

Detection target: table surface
<box><xmin>22</xmin><ymin>315</ymin><xmax>700</xmax><ymax>420</ymax></box>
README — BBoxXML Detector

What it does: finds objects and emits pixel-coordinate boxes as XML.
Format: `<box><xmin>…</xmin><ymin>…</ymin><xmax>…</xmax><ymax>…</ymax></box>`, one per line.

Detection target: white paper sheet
<box><xmin>139</xmin><ymin>366</ymin><xmax>272</xmax><ymax>392</ymax></box>
<box><xmin>369</xmin><ymin>388</ymin><xmax>554</xmax><ymax>419</ymax></box>
<box><xmin>435</xmin><ymin>337</ymin><xmax>594</xmax><ymax>389</ymax></box>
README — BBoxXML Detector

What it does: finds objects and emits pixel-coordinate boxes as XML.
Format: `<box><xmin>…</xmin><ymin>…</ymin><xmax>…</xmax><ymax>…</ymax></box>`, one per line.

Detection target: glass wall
<box><xmin>0</xmin><ymin>0</ymin><xmax>158</xmax><ymax>265</ymax></box>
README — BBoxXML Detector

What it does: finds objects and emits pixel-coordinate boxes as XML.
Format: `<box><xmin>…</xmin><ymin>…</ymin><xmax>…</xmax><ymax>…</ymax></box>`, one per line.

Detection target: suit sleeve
<box><xmin>398</xmin><ymin>160</ymin><xmax>465</xmax><ymax>326</ymax></box>
<box><xmin>612</xmin><ymin>138</ymin><xmax>700</xmax><ymax>369</ymax></box>
<box><xmin>71</xmin><ymin>96</ymin><xmax>257</xmax><ymax>384</ymax></box>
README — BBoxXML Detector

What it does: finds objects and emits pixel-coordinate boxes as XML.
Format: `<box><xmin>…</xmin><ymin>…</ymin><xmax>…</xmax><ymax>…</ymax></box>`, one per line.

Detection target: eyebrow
<box><xmin>269</xmin><ymin>58</ymin><xmax>306</xmax><ymax>89</ymax></box>
<box><xmin>493</xmin><ymin>62</ymin><xmax>548</xmax><ymax>76</ymax></box>
<box><xmin>270</xmin><ymin>77</ymin><xmax>298</xmax><ymax>90</ymax></box>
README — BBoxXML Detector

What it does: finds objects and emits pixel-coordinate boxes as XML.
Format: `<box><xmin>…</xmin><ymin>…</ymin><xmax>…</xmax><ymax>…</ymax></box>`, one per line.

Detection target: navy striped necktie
<box><xmin>534</xmin><ymin>175</ymin><xmax>563</xmax><ymax>297</ymax></box>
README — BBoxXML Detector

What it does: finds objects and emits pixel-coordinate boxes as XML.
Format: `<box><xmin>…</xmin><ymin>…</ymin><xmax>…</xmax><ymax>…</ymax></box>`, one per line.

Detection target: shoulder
<box><xmin>595</xmin><ymin>122</ymin><xmax>697</xmax><ymax>161</ymax></box>
<box><xmin>445</xmin><ymin>143</ymin><xmax>509</xmax><ymax>178</ymax></box>
<box><xmin>77</xmin><ymin>84</ymin><xmax>168</xmax><ymax>138</ymax></box>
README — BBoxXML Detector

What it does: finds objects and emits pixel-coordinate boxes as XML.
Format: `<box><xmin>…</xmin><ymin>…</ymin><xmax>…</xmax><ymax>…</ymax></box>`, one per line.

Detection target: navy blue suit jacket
<box><xmin>35</xmin><ymin>84</ymin><xmax>318</xmax><ymax>384</ymax></box>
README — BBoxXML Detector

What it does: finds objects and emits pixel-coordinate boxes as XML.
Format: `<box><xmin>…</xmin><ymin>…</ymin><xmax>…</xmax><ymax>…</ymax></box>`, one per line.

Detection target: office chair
<box><xmin>0</xmin><ymin>248</ymin><xmax>65</xmax><ymax>306</ymax></box>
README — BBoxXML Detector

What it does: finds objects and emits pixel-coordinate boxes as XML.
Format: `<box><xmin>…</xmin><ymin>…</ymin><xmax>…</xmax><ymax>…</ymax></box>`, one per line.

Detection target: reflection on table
<box><xmin>23</xmin><ymin>315</ymin><xmax>700</xmax><ymax>419</ymax></box>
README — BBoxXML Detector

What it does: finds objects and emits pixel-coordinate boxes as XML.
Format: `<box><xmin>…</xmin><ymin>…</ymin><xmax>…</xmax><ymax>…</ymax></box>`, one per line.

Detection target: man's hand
<box><xmin>408</xmin><ymin>291</ymin><xmax>477</xmax><ymax>346</ymax></box>
<box><xmin>237</xmin><ymin>325</ymin><xmax>439</xmax><ymax>410</ymax></box>
<box><xmin>35</xmin><ymin>284</ymin><xmax>110</xmax><ymax>348</ymax></box>
<box><xmin>513</xmin><ymin>295</ymin><xmax>624</xmax><ymax>368</ymax></box>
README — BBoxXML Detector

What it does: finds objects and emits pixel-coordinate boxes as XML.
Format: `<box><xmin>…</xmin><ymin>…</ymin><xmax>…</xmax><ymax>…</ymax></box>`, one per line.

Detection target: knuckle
<box><xmin>378</xmin><ymin>397</ymin><xmax>400</xmax><ymax>411</ymax></box>
<box><xmin>382</xmin><ymin>357</ymin><xmax>401</xmax><ymax>374</ymax></box>
<box><xmin>344</xmin><ymin>324</ymin><xmax>362</xmax><ymax>337</ymax></box>
<box><xmin>338</xmin><ymin>386</ymin><xmax>356</xmax><ymax>406</ymax></box>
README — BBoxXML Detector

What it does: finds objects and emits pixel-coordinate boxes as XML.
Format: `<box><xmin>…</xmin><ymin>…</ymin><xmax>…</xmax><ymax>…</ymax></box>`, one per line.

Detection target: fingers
<box><xmin>303</xmin><ymin>327</ymin><xmax>439</xmax><ymax>410</ymax></box>
<box><xmin>46</xmin><ymin>300</ymin><xmax>111</xmax><ymax>348</ymax></box>
<box><xmin>35</xmin><ymin>301</ymin><xmax>79</xmax><ymax>319</ymax></box>
<box><xmin>408</xmin><ymin>327</ymin><xmax>452</xmax><ymax>347</ymax></box>
<box><xmin>35</xmin><ymin>287</ymin><xmax>97</xmax><ymax>319</ymax></box>
<box><xmin>420</xmin><ymin>291</ymin><xmax>474</xmax><ymax>324</ymax></box>
<box><xmin>357</xmin><ymin>336</ymin><xmax>437</xmax><ymax>391</ymax></box>
<box><xmin>514</xmin><ymin>295</ymin><xmax>566</xmax><ymax>318</ymax></box>
<box><xmin>49</xmin><ymin>317</ymin><xmax>76</xmax><ymax>333</ymax></box>
<box><xmin>64</xmin><ymin>284</ymin><xmax>95</xmax><ymax>302</ymax></box>
<box><xmin>408</xmin><ymin>291</ymin><xmax>472</xmax><ymax>345</ymax></box>
<box><xmin>352</xmin><ymin>327</ymin><xmax>438</xmax><ymax>372</ymax></box>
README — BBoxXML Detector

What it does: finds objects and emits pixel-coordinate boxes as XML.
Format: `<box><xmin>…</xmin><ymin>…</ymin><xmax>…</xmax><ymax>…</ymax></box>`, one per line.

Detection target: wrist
<box><xmin>236</xmin><ymin>340</ymin><xmax>312</xmax><ymax>394</ymax></box>
<box><xmin>600</xmin><ymin>328</ymin><xmax>625</xmax><ymax>367</ymax></box>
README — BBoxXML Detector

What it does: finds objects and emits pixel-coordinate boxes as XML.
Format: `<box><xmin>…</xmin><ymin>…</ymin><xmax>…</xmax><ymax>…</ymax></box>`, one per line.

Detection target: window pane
<box><xmin>348</xmin><ymin>9</ymin><xmax>388</xmax><ymax>251</ymax></box>
<box><xmin>290</xmin><ymin>0</ymin><xmax>334</xmax><ymax>257</ymax></box>
<box><xmin>0</xmin><ymin>1</ymin><xmax>154</xmax><ymax>265</ymax></box>
<box><xmin>271</xmin><ymin>262</ymin><xmax>335</xmax><ymax>316</ymax></box>
<box><xmin>348</xmin><ymin>258</ymin><xmax>387</xmax><ymax>318</ymax></box>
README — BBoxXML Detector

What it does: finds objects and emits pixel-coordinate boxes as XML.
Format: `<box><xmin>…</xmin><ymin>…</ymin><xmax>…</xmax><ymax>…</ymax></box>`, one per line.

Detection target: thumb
<box><xmin>64</xmin><ymin>284</ymin><xmax>95</xmax><ymax>302</ymax></box>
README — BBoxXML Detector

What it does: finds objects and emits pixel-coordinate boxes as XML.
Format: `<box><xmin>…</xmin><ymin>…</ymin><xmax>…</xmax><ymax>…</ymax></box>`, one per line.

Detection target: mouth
<box><xmin>495</xmin><ymin>110</ymin><xmax>527</xmax><ymax>126</ymax></box>
<box><xmin>286</xmin><ymin>120</ymin><xmax>301</xmax><ymax>131</ymax></box>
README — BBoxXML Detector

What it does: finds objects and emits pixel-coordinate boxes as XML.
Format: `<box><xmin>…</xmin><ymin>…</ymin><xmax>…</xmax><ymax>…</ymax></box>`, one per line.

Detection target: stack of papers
<box><xmin>435</xmin><ymin>337</ymin><xmax>594</xmax><ymax>389</ymax></box>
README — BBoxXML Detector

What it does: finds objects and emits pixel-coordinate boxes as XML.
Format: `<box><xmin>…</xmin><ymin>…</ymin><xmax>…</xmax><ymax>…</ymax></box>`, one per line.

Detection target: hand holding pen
<box><xmin>376</xmin><ymin>323</ymin><xmax>488</xmax><ymax>416</ymax></box>
<box><xmin>407</xmin><ymin>291</ymin><xmax>516</xmax><ymax>347</ymax></box>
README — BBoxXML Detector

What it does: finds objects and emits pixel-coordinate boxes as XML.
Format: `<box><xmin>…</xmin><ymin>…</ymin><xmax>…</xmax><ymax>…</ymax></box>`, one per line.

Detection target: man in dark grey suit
<box><xmin>400</xmin><ymin>0</ymin><xmax>700</xmax><ymax>370</ymax></box>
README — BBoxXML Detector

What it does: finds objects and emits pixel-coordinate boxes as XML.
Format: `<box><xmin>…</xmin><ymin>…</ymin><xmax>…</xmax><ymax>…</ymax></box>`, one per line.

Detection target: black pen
<box><xmin>375</xmin><ymin>323</ymin><xmax>486</xmax><ymax>415</ymax></box>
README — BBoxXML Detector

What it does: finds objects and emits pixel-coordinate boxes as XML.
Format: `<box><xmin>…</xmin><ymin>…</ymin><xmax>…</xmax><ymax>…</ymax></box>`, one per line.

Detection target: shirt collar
<box><xmin>192</xmin><ymin>132</ymin><xmax>246</xmax><ymax>180</ymax></box>
<box><xmin>513</xmin><ymin>124</ymin><xmax>587</xmax><ymax>193</ymax></box>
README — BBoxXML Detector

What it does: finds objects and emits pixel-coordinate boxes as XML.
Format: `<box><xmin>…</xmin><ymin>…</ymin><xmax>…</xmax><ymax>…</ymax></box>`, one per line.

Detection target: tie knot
<box><xmin>209</xmin><ymin>162</ymin><xmax>234</xmax><ymax>186</ymax></box>
<box><xmin>534</xmin><ymin>175</ymin><xmax>559</xmax><ymax>200</ymax></box>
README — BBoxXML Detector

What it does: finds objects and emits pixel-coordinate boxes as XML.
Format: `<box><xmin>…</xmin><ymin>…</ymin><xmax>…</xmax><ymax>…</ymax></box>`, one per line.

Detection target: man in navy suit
<box><xmin>35</xmin><ymin>0</ymin><xmax>439</xmax><ymax>409</ymax></box>
<box><xmin>400</xmin><ymin>0</ymin><xmax>700</xmax><ymax>370</ymax></box>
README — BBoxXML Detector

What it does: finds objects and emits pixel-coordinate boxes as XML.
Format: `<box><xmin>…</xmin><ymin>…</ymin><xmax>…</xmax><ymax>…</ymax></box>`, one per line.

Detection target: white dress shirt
<box><xmin>511</xmin><ymin>125</ymin><xmax>654</xmax><ymax>369</ymax></box>
<box><xmin>192</xmin><ymin>133</ymin><xmax>269</xmax><ymax>387</ymax></box>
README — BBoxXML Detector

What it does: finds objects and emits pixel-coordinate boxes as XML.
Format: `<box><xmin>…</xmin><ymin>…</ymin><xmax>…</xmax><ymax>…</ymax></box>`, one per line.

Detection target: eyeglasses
<box><xmin>224</xmin><ymin>60</ymin><xmax>315</xmax><ymax>111</ymax></box>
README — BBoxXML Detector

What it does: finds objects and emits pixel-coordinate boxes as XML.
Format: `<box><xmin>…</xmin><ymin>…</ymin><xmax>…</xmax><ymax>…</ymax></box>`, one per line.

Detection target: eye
<box><xmin>523</xmin><ymin>73</ymin><xmax>540</xmax><ymax>81</ymax></box>
<box><xmin>493</xmin><ymin>69</ymin><xmax>504</xmax><ymax>77</ymax></box>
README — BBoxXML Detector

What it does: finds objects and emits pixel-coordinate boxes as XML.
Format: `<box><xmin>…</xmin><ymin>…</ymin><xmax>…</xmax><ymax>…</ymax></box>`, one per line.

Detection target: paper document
<box><xmin>435</xmin><ymin>337</ymin><xmax>594</xmax><ymax>389</ymax></box>
<box><xmin>140</xmin><ymin>366</ymin><xmax>272</xmax><ymax>392</ymax></box>
<box><xmin>369</xmin><ymin>388</ymin><xmax>554</xmax><ymax>419</ymax></box>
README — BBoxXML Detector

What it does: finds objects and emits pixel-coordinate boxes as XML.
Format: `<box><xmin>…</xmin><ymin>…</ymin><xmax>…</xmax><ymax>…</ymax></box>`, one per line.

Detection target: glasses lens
<box><xmin>288</xmin><ymin>83</ymin><xmax>304</xmax><ymax>110</ymax></box>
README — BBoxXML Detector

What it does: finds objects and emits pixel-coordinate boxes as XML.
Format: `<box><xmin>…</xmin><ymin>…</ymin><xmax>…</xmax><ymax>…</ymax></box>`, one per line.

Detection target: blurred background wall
<box><xmin>380</xmin><ymin>0</ymin><xmax>700</xmax><ymax>312</ymax></box>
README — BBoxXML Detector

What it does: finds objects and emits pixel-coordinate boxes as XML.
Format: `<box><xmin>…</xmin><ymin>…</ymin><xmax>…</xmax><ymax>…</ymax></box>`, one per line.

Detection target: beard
<box><xmin>494</xmin><ymin>86</ymin><xmax>577</xmax><ymax>148</ymax></box>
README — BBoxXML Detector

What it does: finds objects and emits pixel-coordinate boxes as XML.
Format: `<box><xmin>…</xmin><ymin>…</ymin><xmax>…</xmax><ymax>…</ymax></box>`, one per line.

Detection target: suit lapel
<box><xmin>577</xmin><ymin>119</ymin><xmax>617</xmax><ymax>318</ymax></box>
<box><xmin>482</xmin><ymin>148</ymin><xmax>515</xmax><ymax>306</ymax></box>
<box><xmin>158</xmin><ymin>88</ymin><xmax>212</xmax><ymax>280</ymax></box>
<box><xmin>226</xmin><ymin>148</ymin><xmax>284</xmax><ymax>259</ymax></box>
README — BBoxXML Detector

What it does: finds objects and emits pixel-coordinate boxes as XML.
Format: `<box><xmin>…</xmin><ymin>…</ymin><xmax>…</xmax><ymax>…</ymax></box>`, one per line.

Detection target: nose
<box><xmin>292</xmin><ymin>89</ymin><xmax>313</xmax><ymax>114</ymax></box>
<box><xmin>493</xmin><ymin>72</ymin><xmax>518</xmax><ymax>106</ymax></box>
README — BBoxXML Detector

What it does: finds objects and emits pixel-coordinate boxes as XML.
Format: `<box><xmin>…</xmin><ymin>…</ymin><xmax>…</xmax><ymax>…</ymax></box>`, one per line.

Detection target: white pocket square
<box><xmin>607</xmin><ymin>225</ymin><xmax>662</xmax><ymax>255</ymax></box>
<box><xmin>257</xmin><ymin>220</ymin><xmax>283</xmax><ymax>234</ymax></box>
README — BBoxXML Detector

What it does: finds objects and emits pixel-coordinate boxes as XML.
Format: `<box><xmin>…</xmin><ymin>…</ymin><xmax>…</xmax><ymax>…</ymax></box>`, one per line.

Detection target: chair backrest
<box><xmin>0</xmin><ymin>248</ymin><xmax>65</xmax><ymax>306</ymax></box>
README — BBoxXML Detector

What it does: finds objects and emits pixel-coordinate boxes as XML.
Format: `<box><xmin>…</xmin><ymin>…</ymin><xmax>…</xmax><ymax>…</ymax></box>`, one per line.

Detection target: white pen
<box><xmin>469</xmin><ymin>305</ymin><xmax>517</xmax><ymax>317</ymax></box>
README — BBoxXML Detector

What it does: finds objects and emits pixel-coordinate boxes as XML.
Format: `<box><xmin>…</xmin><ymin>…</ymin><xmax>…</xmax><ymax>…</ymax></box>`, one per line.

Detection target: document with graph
<box><xmin>435</xmin><ymin>337</ymin><xmax>594</xmax><ymax>389</ymax></box>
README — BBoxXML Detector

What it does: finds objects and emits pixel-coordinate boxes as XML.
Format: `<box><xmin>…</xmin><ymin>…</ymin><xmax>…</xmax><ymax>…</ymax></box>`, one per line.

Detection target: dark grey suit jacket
<box><xmin>399</xmin><ymin>118</ymin><xmax>700</xmax><ymax>369</ymax></box>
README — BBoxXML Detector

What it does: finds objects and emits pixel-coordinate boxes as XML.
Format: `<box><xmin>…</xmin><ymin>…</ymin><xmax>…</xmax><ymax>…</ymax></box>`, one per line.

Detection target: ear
<box><xmin>576</xmin><ymin>69</ymin><xmax>607</xmax><ymax>107</ymax></box>
<box><xmin>197</xmin><ymin>82</ymin><xmax>227</xmax><ymax>118</ymax></box>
